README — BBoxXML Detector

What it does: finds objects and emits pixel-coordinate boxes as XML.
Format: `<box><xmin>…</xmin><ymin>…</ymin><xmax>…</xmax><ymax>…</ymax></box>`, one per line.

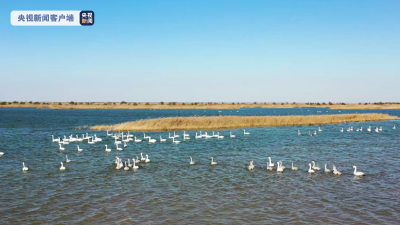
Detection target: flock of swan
<box><xmin>3</xmin><ymin>124</ymin><xmax>396</xmax><ymax>175</ymax></box>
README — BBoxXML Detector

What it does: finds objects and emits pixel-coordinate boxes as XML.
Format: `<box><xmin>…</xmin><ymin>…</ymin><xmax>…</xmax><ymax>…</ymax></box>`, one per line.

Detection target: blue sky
<box><xmin>1</xmin><ymin>0</ymin><xmax>399</xmax><ymax>102</ymax></box>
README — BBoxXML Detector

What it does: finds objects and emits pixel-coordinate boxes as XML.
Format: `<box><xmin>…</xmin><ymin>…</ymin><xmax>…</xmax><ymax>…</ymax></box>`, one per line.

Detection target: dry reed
<box><xmin>90</xmin><ymin>113</ymin><xmax>398</xmax><ymax>131</ymax></box>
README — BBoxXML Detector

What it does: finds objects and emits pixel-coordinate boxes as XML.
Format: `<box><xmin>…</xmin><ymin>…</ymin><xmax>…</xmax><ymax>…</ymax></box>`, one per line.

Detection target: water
<box><xmin>0</xmin><ymin>107</ymin><xmax>399</xmax><ymax>224</ymax></box>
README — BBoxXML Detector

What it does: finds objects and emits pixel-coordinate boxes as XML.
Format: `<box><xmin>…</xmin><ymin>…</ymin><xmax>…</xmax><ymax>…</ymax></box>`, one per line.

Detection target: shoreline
<box><xmin>90</xmin><ymin>113</ymin><xmax>398</xmax><ymax>131</ymax></box>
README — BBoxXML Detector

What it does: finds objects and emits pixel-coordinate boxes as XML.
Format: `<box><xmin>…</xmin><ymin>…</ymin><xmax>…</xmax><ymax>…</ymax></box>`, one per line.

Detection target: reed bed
<box><xmin>90</xmin><ymin>113</ymin><xmax>397</xmax><ymax>131</ymax></box>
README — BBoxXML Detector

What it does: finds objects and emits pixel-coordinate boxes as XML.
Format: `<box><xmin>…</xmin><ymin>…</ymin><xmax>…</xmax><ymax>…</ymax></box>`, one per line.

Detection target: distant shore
<box><xmin>2</xmin><ymin>102</ymin><xmax>400</xmax><ymax>110</ymax></box>
<box><xmin>90</xmin><ymin>113</ymin><xmax>398</xmax><ymax>131</ymax></box>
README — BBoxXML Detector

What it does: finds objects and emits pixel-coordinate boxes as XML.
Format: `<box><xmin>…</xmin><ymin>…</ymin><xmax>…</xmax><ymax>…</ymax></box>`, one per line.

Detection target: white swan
<box><xmin>277</xmin><ymin>161</ymin><xmax>283</xmax><ymax>172</ymax></box>
<box><xmin>314</xmin><ymin>131</ymin><xmax>317</xmax><ymax>136</ymax></box>
<box><xmin>353</xmin><ymin>166</ymin><xmax>365</xmax><ymax>176</ymax></box>
<box><xmin>298</xmin><ymin>130</ymin><xmax>301</xmax><ymax>136</ymax></box>
<box><xmin>266</xmin><ymin>162</ymin><xmax>273</xmax><ymax>171</ymax></box>
<box><xmin>52</xmin><ymin>135</ymin><xmax>60</xmax><ymax>142</ymax></box>
<box><xmin>22</xmin><ymin>162</ymin><xmax>28</xmax><ymax>171</ymax></box>
<box><xmin>379</xmin><ymin>127</ymin><xmax>382</xmax><ymax>132</ymax></box>
<box><xmin>145</xmin><ymin>154</ymin><xmax>150</xmax><ymax>163</ymax></box>
<box><xmin>132</xmin><ymin>160</ymin><xmax>139</xmax><ymax>169</ymax></box>
<box><xmin>243</xmin><ymin>130</ymin><xmax>250</xmax><ymax>135</ymax></box>
<box><xmin>143</xmin><ymin>133</ymin><xmax>150</xmax><ymax>139</ymax></box>
<box><xmin>292</xmin><ymin>162</ymin><xmax>298</xmax><ymax>171</ymax></box>
<box><xmin>184</xmin><ymin>135</ymin><xmax>190</xmax><ymax>140</ymax></box>
<box><xmin>318</xmin><ymin>127</ymin><xmax>322</xmax><ymax>132</ymax></box>
<box><xmin>0</xmin><ymin>152</ymin><xmax>4</xmax><ymax>158</ymax></box>
<box><xmin>149</xmin><ymin>138</ymin><xmax>156</xmax><ymax>143</ymax></box>
<box><xmin>312</xmin><ymin>161</ymin><xmax>321</xmax><ymax>171</ymax></box>
<box><xmin>77</xmin><ymin>145</ymin><xmax>82</xmax><ymax>152</ymax></box>
<box><xmin>135</xmin><ymin>156</ymin><xmax>140</xmax><ymax>164</ymax></box>
<box><xmin>195</xmin><ymin>132</ymin><xmax>202</xmax><ymax>139</ymax></box>
<box><xmin>124</xmin><ymin>161</ymin><xmax>129</xmax><ymax>171</ymax></box>
<box><xmin>107</xmin><ymin>130</ymin><xmax>112</xmax><ymax>136</ymax></box>
<box><xmin>160</xmin><ymin>136</ymin><xmax>166</xmax><ymax>142</ymax></box>
<box><xmin>124</xmin><ymin>142</ymin><xmax>127</xmax><ymax>147</ymax></box>
<box><xmin>66</xmin><ymin>155</ymin><xmax>71</xmax><ymax>163</ymax></box>
<box><xmin>217</xmin><ymin>132</ymin><xmax>224</xmax><ymax>139</ymax></box>
<box><xmin>75</xmin><ymin>135</ymin><xmax>83</xmax><ymax>141</ymax></box>
<box><xmin>105</xmin><ymin>145</ymin><xmax>111</xmax><ymax>152</ymax></box>
<box><xmin>172</xmin><ymin>137</ymin><xmax>181</xmax><ymax>144</ymax></box>
<box><xmin>128</xmin><ymin>159</ymin><xmax>132</xmax><ymax>167</ymax></box>
<box><xmin>140</xmin><ymin>153</ymin><xmax>145</xmax><ymax>161</ymax></box>
<box><xmin>324</xmin><ymin>164</ymin><xmax>330</xmax><ymax>173</ymax></box>
<box><xmin>183</xmin><ymin>131</ymin><xmax>189</xmax><ymax>137</ymax></box>
<box><xmin>116</xmin><ymin>143</ymin><xmax>123</xmax><ymax>151</ymax></box>
<box><xmin>279</xmin><ymin>161</ymin><xmax>286</xmax><ymax>170</ymax></box>
<box><xmin>210</xmin><ymin>157</ymin><xmax>217</xmax><ymax>165</ymax></box>
<box><xmin>173</xmin><ymin>131</ymin><xmax>180</xmax><ymax>138</ymax></box>
<box><xmin>60</xmin><ymin>162</ymin><xmax>66</xmax><ymax>171</ymax></box>
<box><xmin>190</xmin><ymin>157</ymin><xmax>196</xmax><ymax>165</ymax></box>
<box><xmin>59</xmin><ymin>144</ymin><xmax>65</xmax><ymax>151</ymax></box>
<box><xmin>88</xmin><ymin>137</ymin><xmax>95</xmax><ymax>144</ymax></box>
<box><xmin>268</xmin><ymin>157</ymin><xmax>274</xmax><ymax>167</ymax></box>
<box><xmin>308</xmin><ymin>163</ymin><xmax>315</xmax><ymax>173</ymax></box>
<box><xmin>340</xmin><ymin>128</ymin><xmax>344</xmax><ymax>132</ymax></box>
<box><xmin>248</xmin><ymin>161</ymin><xmax>255</xmax><ymax>170</ymax></box>
<box><xmin>332</xmin><ymin>164</ymin><xmax>342</xmax><ymax>175</ymax></box>
<box><xmin>134</xmin><ymin>136</ymin><xmax>142</xmax><ymax>143</ymax></box>
<box><xmin>393</xmin><ymin>125</ymin><xmax>396</xmax><ymax>129</ymax></box>
<box><xmin>230</xmin><ymin>132</ymin><xmax>235</xmax><ymax>138</ymax></box>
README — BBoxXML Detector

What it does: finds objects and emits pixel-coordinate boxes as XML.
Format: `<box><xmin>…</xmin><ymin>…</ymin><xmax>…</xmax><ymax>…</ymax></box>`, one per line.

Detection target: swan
<box><xmin>312</xmin><ymin>161</ymin><xmax>321</xmax><ymax>171</ymax></box>
<box><xmin>314</xmin><ymin>131</ymin><xmax>317</xmax><ymax>136</ymax></box>
<box><xmin>127</xmin><ymin>131</ymin><xmax>134</xmax><ymax>137</ymax></box>
<box><xmin>393</xmin><ymin>125</ymin><xmax>396</xmax><ymax>129</ymax></box>
<box><xmin>333</xmin><ymin>165</ymin><xmax>342</xmax><ymax>175</ymax></box>
<box><xmin>107</xmin><ymin>130</ymin><xmax>112</xmax><ymax>136</ymax></box>
<box><xmin>160</xmin><ymin>136</ymin><xmax>166</xmax><ymax>142</ymax></box>
<box><xmin>217</xmin><ymin>132</ymin><xmax>224</xmax><ymax>139</ymax></box>
<box><xmin>105</xmin><ymin>145</ymin><xmax>111</xmax><ymax>152</ymax></box>
<box><xmin>88</xmin><ymin>137</ymin><xmax>95</xmax><ymax>144</ymax></box>
<box><xmin>324</xmin><ymin>164</ymin><xmax>330</xmax><ymax>173</ymax></box>
<box><xmin>116</xmin><ymin>159</ymin><xmax>123</xmax><ymax>169</ymax></box>
<box><xmin>292</xmin><ymin>162</ymin><xmax>298</xmax><ymax>171</ymax></box>
<box><xmin>277</xmin><ymin>161</ymin><xmax>283</xmax><ymax>172</ymax></box>
<box><xmin>77</xmin><ymin>145</ymin><xmax>83</xmax><ymax>152</ymax></box>
<box><xmin>279</xmin><ymin>161</ymin><xmax>286</xmax><ymax>170</ymax></box>
<box><xmin>243</xmin><ymin>130</ymin><xmax>250</xmax><ymax>135</ymax></box>
<box><xmin>132</xmin><ymin>160</ymin><xmax>139</xmax><ymax>169</ymax></box>
<box><xmin>205</xmin><ymin>132</ymin><xmax>213</xmax><ymax>138</ymax></box>
<box><xmin>298</xmin><ymin>130</ymin><xmax>301</xmax><ymax>136</ymax></box>
<box><xmin>353</xmin><ymin>166</ymin><xmax>365</xmax><ymax>176</ymax></box>
<box><xmin>145</xmin><ymin>154</ymin><xmax>150</xmax><ymax>163</ymax></box>
<box><xmin>59</xmin><ymin>144</ymin><xmax>65</xmax><ymax>151</ymax></box>
<box><xmin>134</xmin><ymin>136</ymin><xmax>142</xmax><ymax>142</ymax></box>
<box><xmin>173</xmin><ymin>131</ymin><xmax>180</xmax><ymax>138</ymax></box>
<box><xmin>116</xmin><ymin>143</ymin><xmax>123</xmax><ymax>151</ymax></box>
<box><xmin>135</xmin><ymin>156</ymin><xmax>140</xmax><ymax>163</ymax></box>
<box><xmin>148</xmin><ymin>138</ymin><xmax>156</xmax><ymax>143</ymax></box>
<box><xmin>124</xmin><ymin>161</ymin><xmax>129</xmax><ymax>171</ymax></box>
<box><xmin>114</xmin><ymin>138</ymin><xmax>122</xmax><ymax>144</ymax></box>
<box><xmin>190</xmin><ymin>157</ymin><xmax>196</xmax><ymax>165</ymax></box>
<box><xmin>22</xmin><ymin>162</ymin><xmax>28</xmax><ymax>171</ymax></box>
<box><xmin>140</xmin><ymin>153</ymin><xmax>145</xmax><ymax>161</ymax></box>
<box><xmin>124</xmin><ymin>142</ymin><xmax>127</xmax><ymax>147</ymax></box>
<box><xmin>143</xmin><ymin>133</ymin><xmax>150</xmax><ymax>139</ymax></box>
<box><xmin>60</xmin><ymin>162</ymin><xmax>66</xmax><ymax>171</ymax></box>
<box><xmin>195</xmin><ymin>132</ymin><xmax>202</xmax><ymax>139</ymax></box>
<box><xmin>127</xmin><ymin>159</ymin><xmax>132</xmax><ymax>167</ymax></box>
<box><xmin>66</xmin><ymin>155</ymin><xmax>71</xmax><ymax>163</ymax></box>
<box><xmin>379</xmin><ymin>127</ymin><xmax>383</xmax><ymax>132</ymax></box>
<box><xmin>309</xmin><ymin>132</ymin><xmax>313</xmax><ymax>136</ymax></box>
<box><xmin>266</xmin><ymin>162</ymin><xmax>273</xmax><ymax>171</ymax></box>
<box><xmin>52</xmin><ymin>135</ymin><xmax>60</xmax><ymax>142</ymax></box>
<box><xmin>94</xmin><ymin>135</ymin><xmax>102</xmax><ymax>142</ymax></box>
<box><xmin>210</xmin><ymin>157</ymin><xmax>217</xmax><ymax>165</ymax></box>
<box><xmin>367</xmin><ymin>126</ymin><xmax>372</xmax><ymax>132</ymax></box>
<box><xmin>0</xmin><ymin>152</ymin><xmax>4</xmax><ymax>158</ymax></box>
<box><xmin>375</xmin><ymin>127</ymin><xmax>379</xmax><ymax>133</ymax></box>
<box><xmin>75</xmin><ymin>135</ymin><xmax>83</xmax><ymax>141</ymax></box>
<box><xmin>308</xmin><ymin>163</ymin><xmax>315</xmax><ymax>173</ymax></box>
<box><xmin>172</xmin><ymin>137</ymin><xmax>181</xmax><ymax>144</ymax></box>
<box><xmin>268</xmin><ymin>157</ymin><xmax>274</xmax><ymax>167</ymax></box>
<box><xmin>318</xmin><ymin>127</ymin><xmax>322</xmax><ymax>132</ymax></box>
<box><xmin>248</xmin><ymin>161</ymin><xmax>255</xmax><ymax>170</ymax></box>
<box><xmin>183</xmin><ymin>131</ymin><xmax>189</xmax><ymax>137</ymax></box>
<box><xmin>340</xmin><ymin>128</ymin><xmax>344</xmax><ymax>132</ymax></box>
<box><xmin>360</xmin><ymin>127</ymin><xmax>363</xmax><ymax>132</ymax></box>
<box><xmin>184</xmin><ymin>135</ymin><xmax>190</xmax><ymax>140</ymax></box>
<box><xmin>212</xmin><ymin>131</ymin><xmax>218</xmax><ymax>138</ymax></box>
<box><xmin>230</xmin><ymin>132</ymin><xmax>235</xmax><ymax>138</ymax></box>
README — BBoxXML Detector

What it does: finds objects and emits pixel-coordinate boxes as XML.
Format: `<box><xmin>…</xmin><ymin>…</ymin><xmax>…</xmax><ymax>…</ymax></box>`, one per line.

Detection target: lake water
<box><xmin>0</xmin><ymin>107</ymin><xmax>399</xmax><ymax>224</ymax></box>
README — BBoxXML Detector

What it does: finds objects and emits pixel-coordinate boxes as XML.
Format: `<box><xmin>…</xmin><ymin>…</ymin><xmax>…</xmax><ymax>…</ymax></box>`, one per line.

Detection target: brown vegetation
<box><xmin>90</xmin><ymin>113</ymin><xmax>398</xmax><ymax>131</ymax></box>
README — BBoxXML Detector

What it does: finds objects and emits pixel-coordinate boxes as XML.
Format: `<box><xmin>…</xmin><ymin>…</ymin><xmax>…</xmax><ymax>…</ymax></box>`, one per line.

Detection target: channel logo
<box><xmin>11</xmin><ymin>10</ymin><xmax>95</xmax><ymax>26</ymax></box>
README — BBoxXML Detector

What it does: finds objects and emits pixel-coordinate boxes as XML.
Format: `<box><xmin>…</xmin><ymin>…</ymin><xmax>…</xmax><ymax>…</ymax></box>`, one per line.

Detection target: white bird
<box><xmin>277</xmin><ymin>161</ymin><xmax>283</xmax><ymax>172</ymax></box>
<box><xmin>292</xmin><ymin>162</ymin><xmax>298</xmax><ymax>171</ymax></box>
<box><xmin>116</xmin><ymin>143</ymin><xmax>123</xmax><ymax>151</ymax></box>
<box><xmin>0</xmin><ymin>152</ymin><xmax>4</xmax><ymax>158</ymax></box>
<box><xmin>248</xmin><ymin>160</ymin><xmax>255</xmax><ymax>170</ymax></box>
<box><xmin>183</xmin><ymin>131</ymin><xmax>189</xmax><ymax>137</ymax></box>
<box><xmin>140</xmin><ymin>153</ymin><xmax>145</xmax><ymax>161</ymax></box>
<box><xmin>160</xmin><ymin>136</ymin><xmax>166</xmax><ymax>142</ymax></box>
<box><xmin>318</xmin><ymin>127</ymin><xmax>322</xmax><ymax>132</ymax></box>
<box><xmin>379</xmin><ymin>127</ymin><xmax>383</xmax><ymax>132</ymax></box>
<box><xmin>308</xmin><ymin>163</ymin><xmax>315</xmax><ymax>173</ymax></box>
<box><xmin>135</xmin><ymin>156</ymin><xmax>140</xmax><ymax>164</ymax></box>
<box><xmin>173</xmin><ymin>131</ymin><xmax>180</xmax><ymax>138</ymax></box>
<box><xmin>172</xmin><ymin>137</ymin><xmax>181</xmax><ymax>144</ymax></box>
<box><xmin>127</xmin><ymin>159</ymin><xmax>132</xmax><ymax>167</ymax></box>
<box><xmin>324</xmin><ymin>164</ymin><xmax>330</xmax><ymax>173</ymax></box>
<box><xmin>88</xmin><ymin>137</ymin><xmax>95</xmax><ymax>144</ymax></box>
<box><xmin>132</xmin><ymin>160</ymin><xmax>139</xmax><ymax>169</ymax></box>
<box><xmin>59</xmin><ymin>144</ymin><xmax>65</xmax><ymax>151</ymax></box>
<box><xmin>332</xmin><ymin>165</ymin><xmax>342</xmax><ymax>175</ymax></box>
<box><xmin>375</xmin><ymin>127</ymin><xmax>379</xmax><ymax>133</ymax></box>
<box><xmin>114</xmin><ymin>139</ymin><xmax>121</xmax><ymax>144</ymax></box>
<box><xmin>143</xmin><ymin>133</ymin><xmax>150</xmax><ymax>139</ymax></box>
<box><xmin>212</xmin><ymin>131</ymin><xmax>218</xmax><ymax>138</ymax></box>
<box><xmin>266</xmin><ymin>162</ymin><xmax>273</xmax><ymax>171</ymax></box>
<box><xmin>184</xmin><ymin>135</ymin><xmax>190</xmax><ymax>140</ymax></box>
<box><xmin>124</xmin><ymin>161</ymin><xmax>129</xmax><ymax>171</ymax></box>
<box><xmin>60</xmin><ymin>162</ymin><xmax>66</xmax><ymax>171</ymax></box>
<box><xmin>393</xmin><ymin>125</ymin><xmax>396</xmax><ymax>129</ymax></box>
<box><xmin>210</xmin><ymin>157</ymin><xmax>217</xmax><ymax>165</ymax></box>
<box><xmin>66</xmin><ymin>155</ymin><xmax>71</xmax><ymax>163</ymax></box>
<box><xmin>107</xmin><ymin>130</ymin><xmax>112</xmax><ymax>136</ymax></box>
<box><xmin>149</xmin><ymin>138</ymin><xmax>156</xmax><ymax>143</ymax></box>
<box><xmin>298</xmin><ymin>130</ymin><xmax>301</xmax><ymax>136</ymax></box>
<box><xmin>367</xmin><ymin>126</ymin><xmax>372</xmax><ymax>132</ymax></box>
<box><xmin>145</xmin><ymin>154</ymin><xmax>150</xmax><ymax>163</ymax></box>
<box><xmin>279</xmin><ymin>161</ymin><xmax>286</xmax><ymax>170</ymax></box>
<box><xmin>134</xmin><ymin>136</ymin><xmax>142</xmax><ymax>142</ymax></box>
<box><xmin>230</xmin><ymin>132</ymin><xmax>235</xmax><ymax>138</ymax></box>
<box><xmin>340</xmin><ymin>128</ymin><xmax>344</xmax><ymax>132</ymax></box>
<box><xmin>268</xmin><ymin>157</ymin><xmax>274</xmax><ymax>167</ymax></box>
<box><xmin>195</xmin><ymin>132</ymin><xmax>202</xmax><ymax>139</ymax></box>
<box><xmin>243</xmin><ymin>130</ymin><xmax>250</xmax><ymax>135</ymax></box>
<box><xmin>353</xmin><ymin>166</ymin><xmax>365</xmax><ymax>176</ymax></box>
<box><xmin>190</xmin><ymin>157</ymin><xmax>196</xmax><ymax>165</ymax></box>
<box><xmin>217</xmin><ymin>132</ymin><xmax>224</xmax><ymax>139</ymax></box>
<box><xmin>124</xmin><ymin>142</ymin><xmax>127</xmax><ymax>147</ymax></box>
<box><xmin>52</xmin><ymin>135</ymin><xmax>60</xmax><ymax>142</ymax></box>
<box><xmin>75</xmin><ymin>135</ymin><xmax>83</xmax><ymax>141</ymax></box>
<box><xmin>105</xmin><ymin>145</ymin><xmax>111</xmax><ymax>152</ymax></box>
<box><xmin>312</xmin><ymin>161</ymin><xmax>321</xmax><ymax>171</ymax></box>
<box><xmin>22</xmin><ymin>162</ymin><xmax>28</xmax><ymax>171</ymax></box>
<box><xmin>314</xmin><ymin>130</ymin><xmax>317</xmax><ymax>136</ymax></box>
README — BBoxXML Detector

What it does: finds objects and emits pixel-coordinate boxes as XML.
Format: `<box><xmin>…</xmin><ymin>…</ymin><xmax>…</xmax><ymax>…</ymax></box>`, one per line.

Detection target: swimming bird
<box><xmin>128</xmin><ymin>159</ymin><xmax>132</xmax><ymax>167</ymax></box>
<box><xmin>52</xmin><ymin>135</ymin><xmax>60</xmax><ymax>142</ymax></box>
<box><xmin>379</xmin><ymin>127</ymin><xmax>383</xmax><ymax>132</ymax></box>
<box><xmin>190</xmin><ymin>157</ymin><xmax>196</xmax><ymax>165</ymax></box>
<box><xmin>105</xmin><ymin>145</ymin><xmax>111</xmax><ymax>152</ymax></box>
<box><xmin>217</xmin><ymin>132</ymin><xmax>224</xmax><ymax>139</ymax></box>
<box><xmin>318</xmin><ymin>127</ymin><xmax>322</xmax><ymax>132</ymax></box>
<box><xmin>116</xmin><ymin>143</ymin><xmax>123</xmax><ymax>151</ymax></box>
<box><xmin>248</xmin><ymin>161</ymin><xmax>255</xmax><ymax>170</ymax></box>
<box><xmin>66</xmin><ymin>155</ymin><xmax>71</xmax><ymax>163</ymax></box>
<box><xmin>298</xmin><ymin>130</ymin><xmax>301</xmax><ymax>136</ymax></box>
<box><xmin>124</xmin><ymin>142</ymin><xmax>127</xmax><ymax>147</ymax></box>
<box><xmin>279</xmin><ymin>161</ymin><xmax>286</xmax><ymax>170</ymax></box>
<box><xmin>143</xmin><ymin>133</ymin><xmax>150</xmax><ymax>139</ymax></box>
<box><xmin>0</xmin><ymin>152</ymin><xmax>4</xmax><ymax>158</ymax></box>
<box><xmin>145</xmin><ymin>155</ymin><xmax>150</xmax><ymax>163</ymax></box>
<box><xmin>205</xmin><ymin>132</ymin><xmax>213</xmax><ymax>138</ymax></box>
<box><xmin>324</xmin><ymin>164</ymin><xmax>330</xmax><ymax>173</ymax></box>
<box><xmin>107</xmin><ymin>130</ymin><xmax>112</xmax><ymax>136</ymax></box>
<box><xmin>94</xmin><ymin>135</ymin><xmax>102</xmax><ymax>142</ymax></box>
<box><xmin>308</xmin><ymin>163</ymin><xmax>315</xmax><ymax>173</ymax></box>
<box><xmin>268</xmin><ymin>157</ymin><xmax>275</xmax><ymax>167</ymax></box>
<box><xmin>353</xmin><ymin>166</ymin><xmax>365</xmax><ymax>176</ymax></box>
<box><xmin>149</xmin><ymin>138</ymin><xmax>156</xmax><ymax>143</ymax></box>
<box><xmin>210</xmin><ymin>157</ymin><xmax>217</xmax><ymax>165</ymax></box>
<box><xmin>172</xmin><ymin>137</ymin><xmax>181</xmax><ymax>144</ymax></box>
<box><xmin>132</xmin><ymin>160</ymin><xmax>139</xmax><ymax>169</ymax></box>
<box><xmin>375</xmin><ymin>127</ymin><xmax>379</xmax><ymax>133</ymax></box>
<box><xmin>243</xmin><ymin>130</ymin><xmax>250</xmax><ymax>135</ymax></box>
<box><xmin>140</xmin><ymin>153</ymin><xmax>145</xmax><ymax>161</ymax></box>
<box><xmin>340</xmin><ymin>128</ymin><xmax>344</xmax><ymax>132</ymax></box>
<box><xmin>314</xmin><ymin>131</ymin><xmax>317</xmax><ymax>136</ymax></box>
<box><xmin>173</xmin><ymin>131</ymin><xmax>180</xmax><ymax>138</ymax></box>
<box><xmin>195</xmin><ymin>132</ymin><xmax>202</xmax><ymax>139</ymax></box>
<box><xmin>22</xmin><ymin>162</ymin><xmax>28</xmax><ymax>171</ymax></box>
<box><xmin>75</xmin><ymin>135</ymin><xmax>83</xmax><ymax>141</ymax></box>
<box><xmin>277</xmin><ymin>161</ymin><xmax>283</xmax><ymax>172</ymax></box>
<box><xmin>135</xmin><ymin>156</ymin><xmax>140</xmax><ymax>164</ymax></box>
<box><xmin>367</xmin><ymin>126</ymin><xmax>372</xmax><ymax>132</ymax></box>
<box><xmin>160</xmin><ymin>136</ymin><xmax>166</xmax><ymax>142</ymax></box>
<box><xmin>312</xmin><ymin>161</ymin><xmax>321</xmax><ymax>171</ymax></box>
<box><xmin>124</xmin><ymin>161</ymin><xmax>129</xmax><ymax>171</ymax></box>
<box><xmin>183</xmin><ymin>131</ymin><xmax>189</xmax><ymax>137</ymax></box>
<box><xmin>230</xmin><ymin>132</ymin><xmax>235</xmax><ymax>138</ymax></box>
<box><xmin>134</xmin><ymin>136</ymin><xmax>142</xmax><ymax>143</ymax></box>
<box><xmin>59</xmin><ymin>144</ymin><xmax>65</xmax><ymax>151</ymax></box>
<box><xmin>184</xmin><ymin>135</ymin><xmax>190</xmax><ymax>140</ymax></box>
<box><xmin>266</xmin><ymin>162</ymin><xmax>273</xmax><ymax>171</ymax></box>
<box><xmin>60</xmin><ymin>162</ymin><xmax>66</xmax><ymax>171</ymax></box>
<box><xmin>393</xmin><ymin>125</ymin><xmax>396</xmax><ymax>129</ymax></box>
<box><xmin>88</xmin><ymin>137</ymin><xmax>95</xmax><ymax>144</ymax></box>
<box><xmin>292</xmin><ymin>162</ymin><xmax>298</xmax><ymax>171</ymax></box>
